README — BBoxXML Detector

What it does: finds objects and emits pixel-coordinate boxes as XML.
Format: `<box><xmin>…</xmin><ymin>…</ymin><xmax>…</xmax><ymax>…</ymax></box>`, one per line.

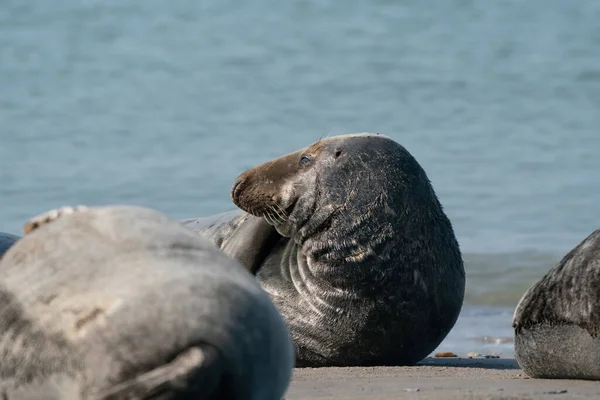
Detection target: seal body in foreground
<box><xmin>0</xmin><ymin>205</ymin><xmax>294</xmax><ymax>399</ymax></box>
<box><xmin>184</xmin><ymin>133</ymin><xmax>465</xmax><ymax>367</ymax></box>
<box><xmin>513</xmin><ymin>229</ymin><xmax>600</xmax><ymax>380</ymax></box>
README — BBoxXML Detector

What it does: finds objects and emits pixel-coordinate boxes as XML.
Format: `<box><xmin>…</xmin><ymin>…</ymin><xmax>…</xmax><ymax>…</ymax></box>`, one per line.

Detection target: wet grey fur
<box><xmin>513</xmin><ymin>228</ymin><xmax>600</xmax><ymax>380</ymax></box>
<box><xmin>0</xmin><ymin>206</ymin><xmax>294</xmax><ymax>399</ymax></box>
<box><xmin>184</xmin><ymin>133</ymin><xmax>465</xmax><ymax>367</ymax></box>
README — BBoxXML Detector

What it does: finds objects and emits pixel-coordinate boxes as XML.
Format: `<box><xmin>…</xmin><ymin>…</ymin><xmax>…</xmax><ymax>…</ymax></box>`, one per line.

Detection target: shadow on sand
<box><xmin>417</xmin><ymin>357</ymin><xmax>521</xmax><ymax>370</ymax></box>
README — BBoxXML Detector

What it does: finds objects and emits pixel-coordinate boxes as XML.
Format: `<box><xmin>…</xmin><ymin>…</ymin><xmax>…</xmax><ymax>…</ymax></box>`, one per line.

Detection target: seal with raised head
<box><xmin>0</xmin><ymin>205</ymin><xmax>294</xmax><ymax>399</ymax></box>
<box><xmin>184</xmin><ymin>133</ymin><xmax>465</xmax><ymax>367</ymax></box>
<box><xmin>513</xmin><ymin>229</ymin><xmax>600</xmax><ymax>380</ymax></box>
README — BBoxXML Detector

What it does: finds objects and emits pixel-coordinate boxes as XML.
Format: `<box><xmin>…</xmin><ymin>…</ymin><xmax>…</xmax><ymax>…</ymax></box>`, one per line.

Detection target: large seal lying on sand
<box><xmin>513</xmin><ymin>229</ymin><xmax>600</xmax><ymax>380</ymax></box>
<box><xmin>184</xmin><ymin>133</ymin><xmax>465</xmax><ymax>367</ymax></box>
<box><xmin>0</xmin><ymin>206</ymin><xmax>293</xmax><ymax>399</ymax></box>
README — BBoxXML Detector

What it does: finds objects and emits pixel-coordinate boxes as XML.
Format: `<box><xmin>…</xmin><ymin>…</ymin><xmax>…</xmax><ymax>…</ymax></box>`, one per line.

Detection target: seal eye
<box><xmin>299</xmin><ymin>155</ymin><xmax>311</xmax><ymax>166</ymax></box>
<box><xmin>334</xmin><ymin>149</ymin><xmax>343</xmax><ymax>158</ymax></box>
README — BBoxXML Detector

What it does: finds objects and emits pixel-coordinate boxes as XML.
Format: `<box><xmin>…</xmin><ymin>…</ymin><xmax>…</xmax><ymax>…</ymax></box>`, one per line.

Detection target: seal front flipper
<box><xmin>220</xmin><ymin>215</ymin><xmax>282</xmax><ymax>275</ymax></box>
<box><xmin>182</xmin><ymin>211</ymin><xmax>282</xmax><ymax>275</ymax></box>
<box><xmin>97</xmin><ymin>345</ymin><xmax>224</xmax><ymax>400</ymax></box>
<box><xmin>181</xmin><ymin>210</ymin><xmax>246</xmax><ymax>247</ymax></box>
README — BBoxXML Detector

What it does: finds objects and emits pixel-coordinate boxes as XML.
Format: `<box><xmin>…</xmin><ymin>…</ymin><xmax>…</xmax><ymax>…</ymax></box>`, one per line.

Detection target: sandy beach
<box><xmin>286</xmin><ymin>358</ymin><xmax>600</xmax><ymax>400</ymax></box>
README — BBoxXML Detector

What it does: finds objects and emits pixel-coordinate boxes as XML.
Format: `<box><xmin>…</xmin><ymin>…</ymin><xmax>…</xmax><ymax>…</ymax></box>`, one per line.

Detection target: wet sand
<box><xmin>286</xmin><ymin>358</ymin><xmax>600</xmax><ymax>400</ymax></box>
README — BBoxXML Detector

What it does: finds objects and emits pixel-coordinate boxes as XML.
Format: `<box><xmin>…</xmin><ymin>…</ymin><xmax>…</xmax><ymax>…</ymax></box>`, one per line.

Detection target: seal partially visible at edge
<box><xmin>0</xmin><ymin>232</ymin><xmax>19</xmax><ymax>259</ymax></box>
<box><xmin>513</xmin><ymin>228</ymin><xmax>600</xmax><ymax>380</ymax></box>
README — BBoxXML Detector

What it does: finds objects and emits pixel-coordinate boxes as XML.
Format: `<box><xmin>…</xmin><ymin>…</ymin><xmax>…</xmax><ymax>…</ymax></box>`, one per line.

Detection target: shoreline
<box><xmin>286</xmin><ymin>357</ymin><xmax>600</xmax><ymax>400</ymax></box>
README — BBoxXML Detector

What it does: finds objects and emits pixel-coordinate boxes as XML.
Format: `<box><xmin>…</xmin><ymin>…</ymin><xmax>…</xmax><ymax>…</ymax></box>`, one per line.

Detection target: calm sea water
<box><xmin>2</xmin><ymin>0</ymin><xmax>600</xmax><ymax>357</ymax></box>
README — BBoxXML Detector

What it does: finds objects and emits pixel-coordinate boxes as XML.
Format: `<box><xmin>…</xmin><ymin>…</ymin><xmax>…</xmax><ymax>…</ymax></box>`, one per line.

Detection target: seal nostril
<box><xmin>231</xmin><ymin>178</ymin><xmax>245</xmax><ymax>203</ymax></box>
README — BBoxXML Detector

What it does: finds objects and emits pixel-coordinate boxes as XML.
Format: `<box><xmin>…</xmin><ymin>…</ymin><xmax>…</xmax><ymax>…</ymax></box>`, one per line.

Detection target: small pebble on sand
<box><xmin>434</xmin><ymin>352</ymin><xmax>458</xmax><ymax>357</ymax></box>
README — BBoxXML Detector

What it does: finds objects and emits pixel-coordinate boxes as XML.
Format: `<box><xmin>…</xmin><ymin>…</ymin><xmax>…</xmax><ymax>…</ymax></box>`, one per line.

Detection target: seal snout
<box><xmin>231</xmin><ymin>177</ymin><xmax>246</xmax><ymax>205</ymax></box>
